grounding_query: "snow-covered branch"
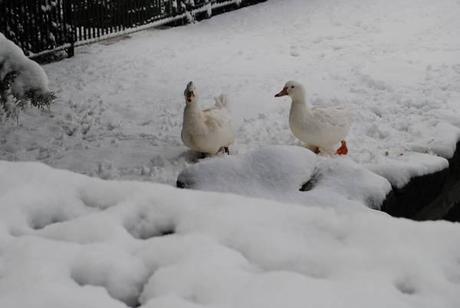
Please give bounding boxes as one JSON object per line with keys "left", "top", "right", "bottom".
{"left": 0, "top": 33, "right": 54, "bottom": 120}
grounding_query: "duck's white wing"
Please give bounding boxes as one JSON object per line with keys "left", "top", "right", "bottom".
{"left": 202, "top": 94, "right": 232, "bottom": 130}
{"left": 202, "top": 107, "right": 232, "bottom": 130}
{"left": 311, "top": 105, "right": 352, "bottom": 129}
{"left": 202, "top": 106, "right": 235, "bottom": 149}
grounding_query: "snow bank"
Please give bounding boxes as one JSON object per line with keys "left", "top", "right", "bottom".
{"left": 0, "top": 33, "right": 50, "bottom": 97}
{"left": 178, "top": 145, "right": 392, "bottom": 209}
{"left": 1, "top": 161, "right": 460, "bottom": 308}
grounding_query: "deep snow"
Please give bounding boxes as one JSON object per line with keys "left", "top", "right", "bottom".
{"left": 1, "top": 0, "right": 459, "bottom": 189}
{"left": 1, "top": 161, "right": 460, "bottom": 308}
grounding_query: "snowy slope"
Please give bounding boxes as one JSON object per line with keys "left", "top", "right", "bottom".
{"left": 1, "top": 161, "right": 460, "bottom": 308}
{"left": 1, "top": 0, "right": 459, "bottom": 188}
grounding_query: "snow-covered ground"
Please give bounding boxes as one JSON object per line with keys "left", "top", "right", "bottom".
{"left": 1, "top": 0, "right": 460, "bottom": 187}
{"left": 2, "top": 0, "right": 460, "bottom": 307}
{"left": 1, "top": 161, "right": 460, "bottom": 308}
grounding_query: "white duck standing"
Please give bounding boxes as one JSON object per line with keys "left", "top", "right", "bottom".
{"left": 181, "top": 81, "right": 235, "bottom": 156}
{"left": 274, "top": 80, "right": 351, "bottom": 155}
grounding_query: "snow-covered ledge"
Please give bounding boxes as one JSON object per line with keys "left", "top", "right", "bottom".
{"left": 177, "top": 144, "right": 460, "bottom": 221}
{"left": 177, "top": 146, "right": 392, "bottom": 210}
{"left": 381, "top": 141, "right": 460, "bottom": 221}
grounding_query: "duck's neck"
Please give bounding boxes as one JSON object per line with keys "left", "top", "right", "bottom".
{"left": 289, "top": 92, "right": 314, "bottom": 137}
{"left": 184, "top": 100, "right": 201, "bottom": 114}
{"left": 183, "top": 100, "right": 206, "bottom": 130}
{"left": 289, "top": 92, "right": 311, "bottom": 117}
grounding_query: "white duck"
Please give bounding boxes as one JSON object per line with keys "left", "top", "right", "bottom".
{"left": 181, "top": 81, "right": 235, "bottom": 155}
{"left": 274, "top": 80, "right": 352, "bottom": 155}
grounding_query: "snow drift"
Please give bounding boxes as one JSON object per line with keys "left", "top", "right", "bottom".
{"left": 1, "top": 161, "right": 460, "bottom": 308}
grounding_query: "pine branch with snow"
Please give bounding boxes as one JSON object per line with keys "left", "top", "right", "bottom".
{"left": 0, "top": 33, "right": 55, "bottom": 121}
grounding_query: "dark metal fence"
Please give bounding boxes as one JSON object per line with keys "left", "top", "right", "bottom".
{"left": 0, "top": 0, "right": 74, "bottom": 56}
{"left": 0, "top": 0, "right": 265, "bottom": 57}
{"left": 71, "top": 0, "right": 172, "bottom": 42}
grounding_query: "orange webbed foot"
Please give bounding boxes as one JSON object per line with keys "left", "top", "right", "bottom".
{"left": 336, "top": 140, "right": 348, "bottom": 155}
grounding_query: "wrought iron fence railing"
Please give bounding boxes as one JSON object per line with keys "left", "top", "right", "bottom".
{"left": 0, "top": 0, "right": 265, "bottom": 58}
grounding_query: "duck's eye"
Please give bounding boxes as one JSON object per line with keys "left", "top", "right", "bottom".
{"left": 291, "top": 86, "right": 295, "bottom": 89}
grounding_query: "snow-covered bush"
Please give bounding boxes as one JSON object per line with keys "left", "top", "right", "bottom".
{"left": 0, "top": 33, "right": 54, "bottom": 121}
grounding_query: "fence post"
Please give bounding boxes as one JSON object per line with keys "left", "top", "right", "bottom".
{"left": 0, "top": 0, "right": 7, "bottom": 36}
{"left": 183, "top": 0, "right": 195, "bottom": 24}
{"left": 64, "top": 0, "right": 75, "bottom": 57}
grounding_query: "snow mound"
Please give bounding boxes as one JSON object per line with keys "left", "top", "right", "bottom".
{"left": 178, "top": 145, "right": 317, "bottom": 195}
{"left": 177, "top": 146, "right": 392, "bottom": 209}
{"left": 71, "top": 246, "right": 149, "bottom": 306}
{"left": 1, "top": 161, "right": 460, "bottom": 308}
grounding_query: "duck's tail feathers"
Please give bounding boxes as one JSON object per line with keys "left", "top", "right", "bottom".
{"left": 214, "top": 94, "right": 229, "bottom": 109}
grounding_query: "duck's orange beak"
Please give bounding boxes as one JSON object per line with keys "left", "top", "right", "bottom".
{"left": 274, "top": 87, "right": 288, "bottom": 97}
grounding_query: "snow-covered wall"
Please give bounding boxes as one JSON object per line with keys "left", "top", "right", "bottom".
{"left": 382, "top": 141, "right": 460, "bottom": 220}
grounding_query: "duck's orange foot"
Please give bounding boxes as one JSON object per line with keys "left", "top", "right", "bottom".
{"left": 336, "top": 140, "right": 348, "bottom": 155}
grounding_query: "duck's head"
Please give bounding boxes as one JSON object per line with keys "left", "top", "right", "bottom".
{"left": 274, "top": 81, "right": 305, "bottom": 101}
{"left": 184, "top": 81, "right": 198, "bottom": 104}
